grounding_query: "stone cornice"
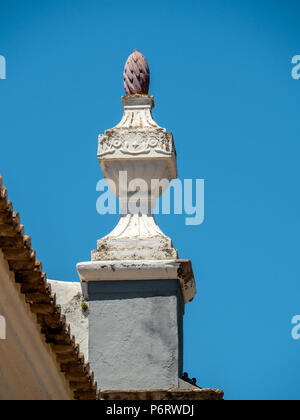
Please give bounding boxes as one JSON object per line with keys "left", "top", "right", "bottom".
{"left": 100, "top": 388, "right": 224, "bottom": 400}
{"left": 77, "top": 259, "right": 196, "bottom": 304}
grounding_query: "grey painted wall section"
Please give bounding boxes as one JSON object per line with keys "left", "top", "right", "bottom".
{"left": 87, "top": 279, "right": 184, "bottom": 391}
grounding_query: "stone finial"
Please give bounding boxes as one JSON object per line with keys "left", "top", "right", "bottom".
{"left": 123, "top": 50, "right": 150, "bottom": 95}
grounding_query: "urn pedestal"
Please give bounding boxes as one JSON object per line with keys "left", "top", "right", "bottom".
{"left": 77, "top": 87, "right": 197, "bottom": 391}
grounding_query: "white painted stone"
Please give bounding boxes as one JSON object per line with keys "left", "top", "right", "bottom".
{"left": 93, "top": 214, "right": 178, "bottom": 261}
{"left": 98, "top": 95, "right": 177, "bottom": 167}
{"left": 95, "top": 94, "right": 178, "bottom": 261}
{"left": 47, "top": 280, "right": 89, "bottom": 361}
{"left": 77, "top": 259, "right": 196, "bottom": 305}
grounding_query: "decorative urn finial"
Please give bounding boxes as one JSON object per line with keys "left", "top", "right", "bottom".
{"left": 123, "top": 49, "right": 150, "bottom": 95}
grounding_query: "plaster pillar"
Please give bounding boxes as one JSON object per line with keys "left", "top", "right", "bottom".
{"left": 77, "top": 51, "right": 197, "bottom": 391}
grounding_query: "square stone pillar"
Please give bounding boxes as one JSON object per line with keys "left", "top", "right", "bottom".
{"left": 77, "top": 260, "right": 196, "bottom": 391}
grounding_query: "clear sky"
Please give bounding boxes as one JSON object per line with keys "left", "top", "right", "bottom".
{"left": 0, "top": 0, "right": 300, "bottom": 400}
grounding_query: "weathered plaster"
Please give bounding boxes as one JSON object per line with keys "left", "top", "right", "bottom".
{"left": 87, "top": 279, "right": 184, "bottom": 391}
{"left": 77, "top": 260, "right": 196, "bottom": 304}
{"left": 48, "top": 280, "right": 88, "bottom": 361}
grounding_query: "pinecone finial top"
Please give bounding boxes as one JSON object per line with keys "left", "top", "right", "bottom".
{"left": 123, "top": 50, "right": 150, "bottom": 95}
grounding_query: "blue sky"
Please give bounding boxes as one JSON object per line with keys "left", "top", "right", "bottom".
{"left": 0, "top": 0, "right": 300, "bottom": 400}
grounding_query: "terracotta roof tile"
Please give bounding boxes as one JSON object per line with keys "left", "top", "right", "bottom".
{"left": 0, "top": 175, "right": 99, "bottom": 401}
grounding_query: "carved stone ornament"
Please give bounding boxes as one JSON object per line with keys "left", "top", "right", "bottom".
{"left": 96, "top": 57, "right": 178, "bottom": 261}
{"left": 123, "top": 49, "right": 150, "bottom": 95}
{"left": 98, "top": 95, "right": 176, "bottom": 161}
{"left": 98, "top": 131, "right": 174, "bottom": 158}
